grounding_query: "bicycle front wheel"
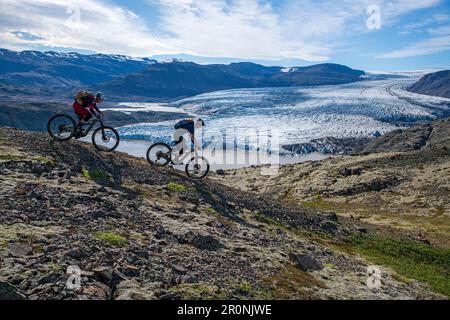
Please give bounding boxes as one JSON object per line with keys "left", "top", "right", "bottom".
{"left": 92, "top": 126, "right": 120, "bottom": 152}
{"left": 147, "top": 143, "right": 172, "bottom": 167}
{"left": 185, "top": 156, "right": 210, "bottom": 179}
{"left": 47, "top": 114, "right": 76, "bottom": 141}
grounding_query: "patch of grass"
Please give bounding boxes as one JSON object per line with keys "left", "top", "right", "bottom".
{"left": 206, "top": 207, "right": 236, "bottom": 229}
{"left": 33, "top": 156, "right": 56, "bottom": 165}
{"left": 301, "top": 196, "right": 356, "bottom": 212}
{"left": 167, "top": 182, "right": 186, "bottom": 193}
{"left": 0, "top": 137, "right": 9, "bottom": 145}
{"left": 434, "top": 207, "right": 446, "bottom": 217}
{"left": 47, "top": 262, "right": 62, "bottom": 272}
{"left": 261, "top": 265, "right": 326, "bottom": 299}
{"left": 236, "top": 281, "right": 253, "bottom": 295}
{"left": 349, "top": 234, "right": 450, "bottom": 297}
{"left": 94, "top": 231, "right": 127, "bottom": 247}
{"left": 173, "top": 283, "right": 229, "bottom": 300}
{"left": 0, "top": 154, "right": 25, "bottom": 161}
{"left": 82, "top": 167, "right": 110, "bottom": 181}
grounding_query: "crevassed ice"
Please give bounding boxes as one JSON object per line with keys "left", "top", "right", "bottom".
{"left": 117, "top": 78, "right": 450, "bottom": 154}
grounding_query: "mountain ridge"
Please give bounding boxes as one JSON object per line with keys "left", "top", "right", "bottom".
{"left": 0, "top": 48, "right": 365, "bottom": 101}
{"left": 408, "top": 70, "right": 450, "bottom": 99}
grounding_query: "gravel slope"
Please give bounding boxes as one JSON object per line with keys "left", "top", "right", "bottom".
{"left": 0, "top": 127, "right": 443, "bottom": 300}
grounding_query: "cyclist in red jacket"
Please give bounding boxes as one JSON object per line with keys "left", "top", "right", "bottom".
{"left": 73, "top": 91, "right": 104, "bottom": 137}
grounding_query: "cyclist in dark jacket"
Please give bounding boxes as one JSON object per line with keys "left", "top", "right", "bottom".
{"left": 172, "top": 118, "right": 205, "bottom": 164}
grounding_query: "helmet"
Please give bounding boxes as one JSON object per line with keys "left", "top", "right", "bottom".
{"left": 96, "top": 92, "right": 104, "bottom": 103}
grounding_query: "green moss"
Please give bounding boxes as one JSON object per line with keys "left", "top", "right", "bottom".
{"left": 0, "top": 137, "right": 9, "bottom": 145}
{"left": 261, "top": 265, "right": 326, "bottom": 299}
{"left": 167, "top": 182, "right": 186, "bottom": 192}
{"left": 47, "top": 262, "right": 62, "bottom": 272}
{"left": 94, "top": 231, "right": 127, "bottom": 247}
{"left": 33, "top": 156, "right": 56, "bottom": 165}
{"left": 82, "top": 167, "right": 110, "bottom": 181}
{"left": 173, "top": 283, "right": 229, "bottom": 300}
{"left": 0, "top": 154, "right": 25, "bottom": 161}
{"left": 301, "top": 197, "right": 342, "bottom": 210}
{"left": 434, "top": 207, "right": 446, "bottom": 217}
{"left": 205, "top": 207, "right": 236, "bottom": 229}
{"left": 349, "top": 234, "right": 450, "bottom": 297}
{"left": 236, "top": 281, "right": 253, "bottom": 295}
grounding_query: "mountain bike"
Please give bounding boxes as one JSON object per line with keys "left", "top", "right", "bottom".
{"left": 47, "top": 113, "right": 120, "bottom": 152}
{"left": 146, "top": 142, "right": 210, "bottom": 179}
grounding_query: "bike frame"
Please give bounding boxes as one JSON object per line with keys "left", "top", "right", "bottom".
{"left": 78, "top": 116, "right": 104, "bottom": 138}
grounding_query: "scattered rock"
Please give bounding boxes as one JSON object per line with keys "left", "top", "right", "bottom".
{"left": 67, "top": 248, "right": 89, "bottom": 260}
{"left": 216, "top": 169, "right": 227, "bottom": 176}
{"left": 80, "top": 282, "right": 112, "bottom": 300}
{"left": 114, "top": 280, "right": 157, "bottom": 300}
{"left": 0, "top": 281, "right": 26, "bottom": 300}
{"left": 289, "top": 253, "right": 324, "bottom": 272}
{"left": 8, "top": 243, "right": 33, "bottom": 257}
{"left": 188, "top": 233, "right": 224, "bottom": 251}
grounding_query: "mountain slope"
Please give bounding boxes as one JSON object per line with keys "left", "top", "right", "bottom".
{"left": 0, "top": 49, "right": 365, "bottom": 100}
{"left": 357, "top": 118, "right": 450, "bottom": 154}
{"left": 211, "top": 118, "right": 450, "bottom": 246}
{"left": 210, "top": 118, "right": 450, "bottom": 296}
{"left": 99, "top": 61, "right": 365, "bottom": 99}
{"left": 0, "top": 127, "right": 442, "bottom": 300}
{"left": 0, "top": 49, "right": 156, "bottom": 95}
{"left": 408, "top": 70, "right": 450, "bottom": 98}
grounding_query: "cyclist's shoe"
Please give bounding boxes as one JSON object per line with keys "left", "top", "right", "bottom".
{"left": 73, "top": 125, "right": 83, "bottom": 139}
{"left": 170, "top": 159, "right": 183, "bottom": 166}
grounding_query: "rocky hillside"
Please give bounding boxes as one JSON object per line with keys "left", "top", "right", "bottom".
{"left": 408, "top": 70, "right": 450, "bottom": 99}
{"left": 356, "top": 117, "right": 450, "bottom": 154}
{"left": 0, "top": 127, "right": 445, "bottom": 300}
{"left": 210, "top": 118, "right": 450, "bottom": 297}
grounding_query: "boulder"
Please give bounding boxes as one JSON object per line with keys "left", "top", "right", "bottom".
{"left": 0, "top": 281, "right": 26, "bottom": 300}
{"left": 114, "top": 280, "right": 158, "bottom": 300}
{"left": 289, "top": 253, "right": 323, "bottom": 272}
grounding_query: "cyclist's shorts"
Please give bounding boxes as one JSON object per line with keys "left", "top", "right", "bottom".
{"left": 73, "top": 101, "right": 90, "bottom": 120}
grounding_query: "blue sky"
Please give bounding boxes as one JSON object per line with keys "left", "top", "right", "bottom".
{"left": 0, "top": 0, "right": 449, "bottom": 71}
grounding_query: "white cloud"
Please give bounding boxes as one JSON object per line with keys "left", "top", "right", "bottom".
{"left": 0, "top": 0, "right": 443, "bottom": 62}
{"left": 378, "top": 35, "right": 450, "bottom": 58}
{"left": 0, "top": 0, "right": 173, "bottom": 56}
{"left": 152, "top": 0, "right": 443, "bottom": 62}
{"left": 428, "top": 24, "right": 450, "bottom": 35}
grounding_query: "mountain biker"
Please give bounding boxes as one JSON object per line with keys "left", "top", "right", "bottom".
{"left": 72, "top": 91, "right": 104, "bottom": 137}
{"left": 172, "top": 118, "right": 205, "bottom": 164}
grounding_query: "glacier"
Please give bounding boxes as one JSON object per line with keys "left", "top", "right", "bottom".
{"left": 116, "top": 77, "right": 450, "bottom": 154}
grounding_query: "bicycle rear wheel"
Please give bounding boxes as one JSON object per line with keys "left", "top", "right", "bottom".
{"left": 185, "top": 156, "right": 210, "bottom": 179}
{"left": 147, "top": 143, "right": 172, "bottom": 167}
{"left": 47, "top": 114, "right": 76, "bottom": 141}
{"left": 92, "top": 126, "right": 120, "bottom": 152}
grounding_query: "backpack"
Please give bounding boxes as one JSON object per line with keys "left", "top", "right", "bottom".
{"left": 75, "top": 91, "right": 94, "bottom": 106}
{"left": 174, "top": 119, "right": 194, "bottom": 130}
